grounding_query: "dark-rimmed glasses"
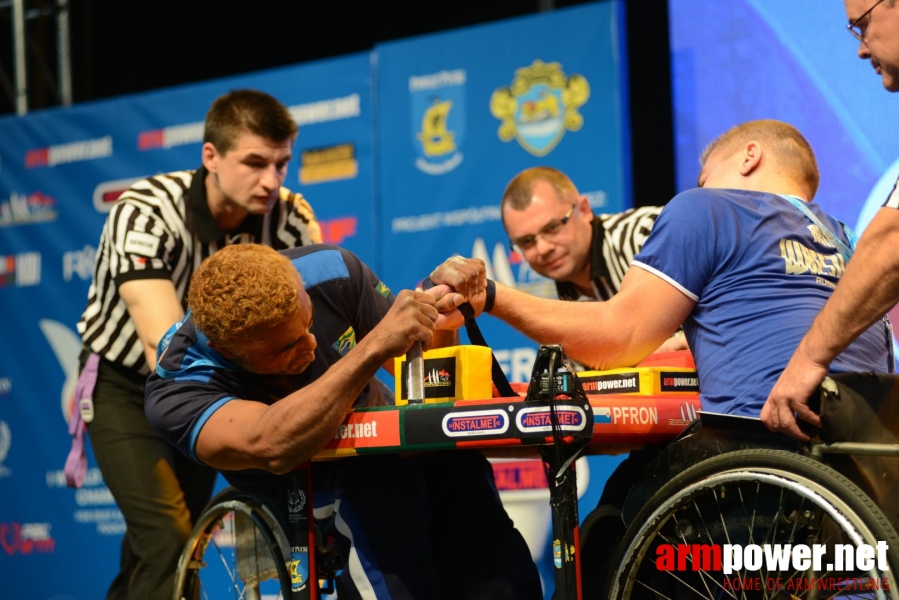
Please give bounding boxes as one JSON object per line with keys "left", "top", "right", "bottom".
{"left": 847, "top": 0, "right": 887, "bottom": 41}
{"left": 509, "top": 203, "right": 576, "bottom": 253}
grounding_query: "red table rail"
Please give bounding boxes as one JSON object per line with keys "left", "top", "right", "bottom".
{"left": 315, "top": 392, "right": 702, "bottom": 460}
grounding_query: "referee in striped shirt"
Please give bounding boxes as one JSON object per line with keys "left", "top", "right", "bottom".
{"left": 499, "top": 165, "right": 685, "bottom": 598}
{"left": 75, "top": 89, "right": 322, "bottom": 600}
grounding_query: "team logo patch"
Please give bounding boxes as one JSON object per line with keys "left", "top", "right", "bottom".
{"left": 123, "top": 231, "right": 160, "bottom": 257}
{"left": 409, "top": 69, "right": 466, "bottom": 175}
{"left": 516, "top": 406, "right": 587, "bottom": 433}
{"left": 375, "top": 280, "right": 391, "bottom": 298}
{"left": 442, "top": 409, "right": 509, "bottom": 438}
{"left": 332, "top": 327, "right": 356, "bottom": 356}
{"left": 490, "top": 60, "right": 590, "bottom": 157}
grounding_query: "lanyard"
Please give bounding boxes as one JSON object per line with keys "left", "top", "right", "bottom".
{"left": 781, "top": 195, "right": 894, "bottom": 373}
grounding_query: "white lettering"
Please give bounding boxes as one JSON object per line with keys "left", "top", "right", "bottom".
{"left": 75, "top": 487, "right": 117, "bottom": 506}
{"left": 611, "top": 406, "right": 658, "bottom": 425}
{"left": 47, "top": 136, "right": 112, "bottom": 166}
{"left": 289, "top": 94, "right": 361, "bottom": 127}
{"left": 391, "top": 205, "right": 502, "bottom": 233}
{"left": 47, "top": 467, "right": 103, "bottom": 488}
{"left": 63, "top": 245, "right": 96, "bottom": 282}
{"left": 408, "top": 69, "right": 467, "bottom": 92}
{"left": 334, "top": 421, "right": 379, "bottom": 440}
{"left": 19, "top": 523, "right": 51, "bottom": 540}
{"left": 163, "top": 122, "right": 204, "bottom": 148}
{"left": 16, "top": 252, "right": 41, "bottom": 287}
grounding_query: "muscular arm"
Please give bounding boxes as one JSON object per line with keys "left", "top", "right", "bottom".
{"left": 195, "top": 290, "right": 439, "bottom": 473}
{"left": 763, "top": 207, "right": 899, "bottom": 439}
{"left": 490, "top": 267, "right": 696, "bottom": 370}
{"left": 119, "top": 279, "right": 184, "bottom": 369}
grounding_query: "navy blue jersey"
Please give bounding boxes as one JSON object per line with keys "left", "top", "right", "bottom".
{"left": 145, "top": 244, "right": 394, "bottom": 493}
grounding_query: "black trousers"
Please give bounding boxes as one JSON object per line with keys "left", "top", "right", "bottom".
{"left": 268, "top": 451, "right": 544, "bottom": 600}
{"left": 86, "top": 357, "right": 217, "bottom": 600}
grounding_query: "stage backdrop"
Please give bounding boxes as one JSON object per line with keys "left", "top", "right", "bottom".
{"left": 669, "top": 0, "right": 899, "bottom": 352}
{"left": 0, "top": 3, "right": 629, "bottom": 597}
{"left": 670, "top": 0, "right": 899, "bottom": 240}
{"left": 374, "top": 0, "right": 630, "bottom": 590}
{"left": 0, "top": 53, "right": 375, "bottom": 599}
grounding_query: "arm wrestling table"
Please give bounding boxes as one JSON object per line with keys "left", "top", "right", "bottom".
{"left": 296, "top": 346, "right": 702, "bottom": 600}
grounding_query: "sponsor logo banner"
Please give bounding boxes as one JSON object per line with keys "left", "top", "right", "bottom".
{"left": 0, "top": 252, "right": 41, "bottom": 288}
{"left": 0, "top": 191, "right": 58, "bottom": 227}
{"left": 0, "top": 522, "right": 56, "bottom": 555}
{"left": 300, "top": 143, "right": 358, "bottom": 185}
{"left": 516, "top": 406, "right": 587, "bottom": 433}
{"left": 25, "top": 136, "right": 113, "bottom": 168}
{"left": 410, "top": 69, "right": 466, "bottom": 175}
{"left": 93, "top": 177, "right": 144, "bottom": 213}
{"left": 442, "top": 409, "right": 509, "bottom": 438}
{"left": 660, "top": 371, "right": 700, "bottom": 393}
{"left": 325, "top": 411, "right": 400, "bottom": 450}
{"left": 138, "top": 122, "right": 203, "bottom": 150}
{"left": 289, "top": 94, "right": 361, "bottom": 126}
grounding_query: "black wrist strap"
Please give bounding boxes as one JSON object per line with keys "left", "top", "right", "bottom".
{"left": 484, "top": 279, "right": 496, "bottom": 313}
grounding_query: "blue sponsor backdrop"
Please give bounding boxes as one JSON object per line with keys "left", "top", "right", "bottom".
{"left": 0, "top": 3, "right": 630, "bottom": 597}
{"left": 375, "top": 2, "right": 631, "bottom": 591}
{"left": 0, "top": 53, "right": 375, "bottom": 599}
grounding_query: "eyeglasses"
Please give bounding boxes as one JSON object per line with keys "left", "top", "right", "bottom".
{"left": 509, "top": 203, "right": 576, "bottom": 253}
{"left": 847, "top": 0, "right": 886, "bottom": 41}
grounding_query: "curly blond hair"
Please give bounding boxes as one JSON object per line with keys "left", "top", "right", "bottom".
{"left": 189, "top": 244, "right": 301, "bottom": 348}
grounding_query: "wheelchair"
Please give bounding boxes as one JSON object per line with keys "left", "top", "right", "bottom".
{"left": 598, "top": 372, "right": 899, "bottom": 600}
{"left": 173, "top": 364, "right": 899, "bottom": 600}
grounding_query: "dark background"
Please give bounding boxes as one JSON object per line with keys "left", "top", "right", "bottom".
{"left": 0, "top": 0, "right": 674, "bottom": 206}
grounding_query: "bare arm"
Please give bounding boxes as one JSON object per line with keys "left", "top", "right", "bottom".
{"left": 195, "top": 290, "right": 440, "bottom": 474}
{"left": 119, "top": 279, "right": 185, "bottom": 369}
{"left": 763, "top": 207, "right": 899, "bottom": 439}
{"left": 490, "top": 266, "right": 696, "bottom": 370}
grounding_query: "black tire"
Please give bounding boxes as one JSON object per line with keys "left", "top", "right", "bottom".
{"left": 606, "top": 449, "right": 899, "bottom": 600}
{"left": 173, "top": 488, "right": 292, "bottom": 600}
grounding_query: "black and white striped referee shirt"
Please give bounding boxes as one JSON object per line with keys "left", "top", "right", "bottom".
{"left": 556, "top": 206, "right": 662, "bottom": 302}
{"left": 77, "top": 166, "right": 322, "bottom": 375}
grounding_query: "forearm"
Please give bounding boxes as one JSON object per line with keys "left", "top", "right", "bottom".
{"left": 236, "top": 334, "right": 392, "bottom": 473}
{"left": 796, "top": 208, "right": 899, "bottom": 367}
{"left": 490, "top": 283, "right": 652, "bottom": 370}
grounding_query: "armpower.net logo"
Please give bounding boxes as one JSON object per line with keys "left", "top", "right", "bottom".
{"left": 656, "top": 542, "right": 891, "bottom": 592}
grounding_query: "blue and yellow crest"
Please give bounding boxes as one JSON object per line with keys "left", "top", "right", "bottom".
{"left": 410, "top": 69, "right": 466, "bottom": 175}
{"left": 332, "top": 326, "right": 357, "bottom": 356}
{"left": 490, "top": 60, "right": 590, "bottom": 157}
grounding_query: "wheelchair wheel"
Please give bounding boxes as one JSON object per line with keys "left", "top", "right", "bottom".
{"left": 607, "top": 449, "right": 899, "bottom": 599}
{"left": 173, "top": 488, "right": 292, "bottom": 600}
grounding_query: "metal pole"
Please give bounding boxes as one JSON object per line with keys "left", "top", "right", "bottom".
{"left": 56, "top": 0, "right": 71, "bottom": 105}
{"left": 12, "top": 0, "right": 27, "bottom": 114}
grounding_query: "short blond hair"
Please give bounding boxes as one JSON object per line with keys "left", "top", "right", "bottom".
{"left": 700, "top": 119, "right": 820, "bottom": 198}
{"left": 189, "top": 244, "right": 301, "bottom": 348}
{"left": 501, "top": 166, "right": 579, "bottom": 226}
